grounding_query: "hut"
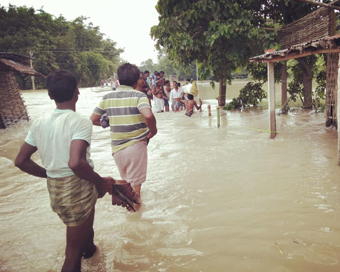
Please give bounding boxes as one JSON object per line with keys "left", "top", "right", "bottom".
{"left": 0, "top": 53, "right": 45, "bottom": 129}
{"left": 249, "top": 4, "right": 340, "bottom": 164}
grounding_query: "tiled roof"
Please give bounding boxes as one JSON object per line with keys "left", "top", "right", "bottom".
{"left": 249, "top": 33, "right": 340, "bottom": 63}
{"left": 0, "top": 53, "right": 45, "bottom": 78}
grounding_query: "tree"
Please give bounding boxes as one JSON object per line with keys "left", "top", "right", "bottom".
{"left": 151, "top": 0, "right": 326, "bottom": 107}
{"left": 286, "top": 54, "right": 326, "bottom": 110}
{"left": 151, "top": 0, "right": 276, "bottom": 106}
{"left": 138, "top": 55, "right": 197, "bottom": 82}
{"left": 0, "top": 5, "right": 123, "bottom": 88}
{"left": 256, "top": 0, "right": 320, "bottom": 109}
{"left": 139, "top": 59, "right": 157, "bottom": 74}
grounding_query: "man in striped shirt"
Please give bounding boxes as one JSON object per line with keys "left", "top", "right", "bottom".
{"left": 91, "top": 63, "right": 157, "bottom": 211}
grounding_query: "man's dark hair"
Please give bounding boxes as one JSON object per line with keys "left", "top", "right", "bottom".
{"left": 164, "top": 80, "right": 170, "bottom": 85}
{"left": 46, "top": 69, "right": 77, "bottom": 103}
{"left": 144, "top": 70, "right": 149, "bottom": 74}
{"left": 177, "top": 82, "right": 181, "bottom": 87}
{"left": 160, "top": 71, "right": 164, "bottom": 75}
{"left": 117, "top": 63, "right": 140, "bottom": 86}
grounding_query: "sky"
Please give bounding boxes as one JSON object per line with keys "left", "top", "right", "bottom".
{"left": 4, "top": 0, "right": 160, "bottom": 66}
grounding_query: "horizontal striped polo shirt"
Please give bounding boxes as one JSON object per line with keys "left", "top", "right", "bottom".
{"left": 93, "top": 85, "right": 151, "bottom": 153}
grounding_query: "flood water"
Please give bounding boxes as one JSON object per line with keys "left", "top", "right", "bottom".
{"left": 1, "top": 84, "right": 340, "bottom": 272}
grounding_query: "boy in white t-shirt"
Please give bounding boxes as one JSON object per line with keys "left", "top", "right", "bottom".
{"left": 15, "top": 69, "right": 138, "bottom": 272}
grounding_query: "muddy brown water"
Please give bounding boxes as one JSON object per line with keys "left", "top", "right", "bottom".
{"left": 0, "top": 85, "right": 340, "bottom": 272}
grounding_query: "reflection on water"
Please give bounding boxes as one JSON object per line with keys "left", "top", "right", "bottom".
{"left": 1, "top": 85, "right": 340, "bottom": 272}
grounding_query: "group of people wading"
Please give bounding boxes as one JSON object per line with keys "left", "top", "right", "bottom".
{"left": 137, "top": 70, "right": 202, "bottom": 117}
{"left": 15, "top": 63, "right": 158, "bottom": 272}
{"left": 14, "top": 62, "right": 204, "bottom": 272}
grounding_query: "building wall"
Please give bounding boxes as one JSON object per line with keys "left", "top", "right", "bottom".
{"left": 0, "top": 71, "right": 29, "bottom": 129}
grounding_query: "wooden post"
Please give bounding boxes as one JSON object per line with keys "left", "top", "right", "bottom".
{"left": 267, "top": 62, "right": 277, "bottom": 139}
{"left": 337, "top": 54, "right": 340, "bottom": 165}
{"left": 29, "top": 50, "right": 35, "bottom": 90}
{"left": 281, "top": 61, "right": 287, "bottom": 106}
{"left": 216, "top": 107, "right": 220, "bottom": 128}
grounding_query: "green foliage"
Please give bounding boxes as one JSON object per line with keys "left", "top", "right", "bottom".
{"left": 224, "top": 82, "right": 266, "bottom": 110}
{"left": 247, "top": 62, "right": 283, "bottom": 83}
{"left": 310, "top": 54, "right": 325, "bottom": 112}
{"left": 151, "top": 0, "right": 313, "bottom": 106}
{"left": 287, "top": 80, "right": 304, "bottom": 105}
{"left": 283, "top": 54, "right": 326, "bottom": 112}
{"left": 139, "top": 54, "right": 198, "bottom": 81}
{"left": 0, "top": 5, "right": 123, "bottom": 88}
{"left": 151, "top": 0, "right": 273, "bottom": 91}
{"left": 139, "top": 59, "right": 157, "bottom": 74}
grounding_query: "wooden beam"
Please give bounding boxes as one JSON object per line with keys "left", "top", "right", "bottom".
{"left": 267, "top": 62, "right": 277, "bottom": 139}
{"left": 298, "top": 0, "right": 340, "bottom": 10}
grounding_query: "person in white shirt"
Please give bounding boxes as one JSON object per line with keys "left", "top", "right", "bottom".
{"left": 15, "top": 69, "right": 138, "bottom": 272}
{"left": 170, "top": 81, "right": 184, "bottom": 112}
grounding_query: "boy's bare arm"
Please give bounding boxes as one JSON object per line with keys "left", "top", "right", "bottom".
{"left": 163, "top": 90, "right": 169, "bottom": 100}
{"left": 15, "top": 142, "right": 47, "bottom": 178}
{"left": 194, "top": 101, "right": 200, "bottom": 110}
{"left": 140, "top": 108, "right": 157, "bottom": 139}
{"left": 90, "top": 113, "right": 101, "bottom": 126}
{"left": 68, "top": 139, "right": 113, "bottom": 197}
{"left": 195, "top": 99, "right": 202, "bottom": 110}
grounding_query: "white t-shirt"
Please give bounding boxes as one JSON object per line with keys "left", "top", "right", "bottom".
{"left": 25, "top": 109, "right": 93, "bottom": 178}
{"left": 170, "top": 88, "right": 183, "bottom": 100}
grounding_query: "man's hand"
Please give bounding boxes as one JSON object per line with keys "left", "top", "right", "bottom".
{"left": 147, "top": 131, "right": 156, "bottom": 139}
{"left": 97, "top": 176, "right": 115, "bottom": 198}
{"left": 140, "top": 108, "right": 157, "bottom": 139}
{"left": 90, "top": 113, "right": 101, "bottom": 126}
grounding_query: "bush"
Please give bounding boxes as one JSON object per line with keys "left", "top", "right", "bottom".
{"left": 224, "top": 82, "right": 266, "bottom": 110}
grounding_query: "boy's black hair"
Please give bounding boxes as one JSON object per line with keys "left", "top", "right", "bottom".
{"left": 164, "top": 80, "right": 170, "bottom": 85}
{"left": 187, "top": 94, "right": 194, "bottom": 100}
{"left": 46, "top": 69, "right": 77, "bottom": 103}
{"left": 117, "top": 63, "right": 140, "bottom": 86}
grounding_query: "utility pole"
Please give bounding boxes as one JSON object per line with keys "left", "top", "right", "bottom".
{"left": 196, "top": 60, "right": 198, "bottom": 81}
{"left": 29, "top": 50, "right": 36, "bottom": 90}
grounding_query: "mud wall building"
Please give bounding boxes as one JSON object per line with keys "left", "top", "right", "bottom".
{"left": 0, "top": 53, "right": 45, "bottom": 129}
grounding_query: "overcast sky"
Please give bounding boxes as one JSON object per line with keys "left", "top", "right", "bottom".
{"left": 4, "top": 0, "right": 160, "bottom": 65}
